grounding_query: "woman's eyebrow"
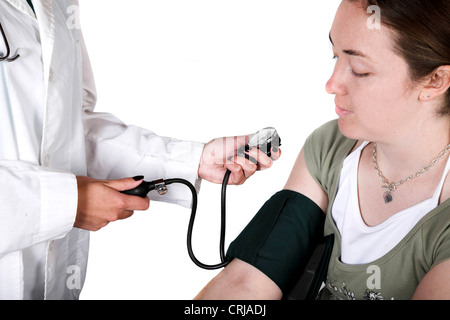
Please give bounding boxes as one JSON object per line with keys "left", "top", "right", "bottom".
{"left": 329, "top": 32, "right": 372, "bottom": 61}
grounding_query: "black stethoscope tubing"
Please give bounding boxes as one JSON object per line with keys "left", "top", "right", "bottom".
{"left": 0, "top": 22, "right": 20, "bottom": 62}
{"left": 169, "top": 170, "right": 232, "bottom": 270}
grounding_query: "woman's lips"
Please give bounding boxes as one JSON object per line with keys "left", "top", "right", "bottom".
{"left": 335, "top": 105, "right": 353, "bottom": 117}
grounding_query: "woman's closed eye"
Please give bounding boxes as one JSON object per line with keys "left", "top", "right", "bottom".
{"left": 351, "top": 70, "right": 370, "bottom": 78}
{"left": 332, "top": 55, "right": 371, "bottom": 78}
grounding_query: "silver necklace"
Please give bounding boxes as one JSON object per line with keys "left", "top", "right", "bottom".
{"left": 372, "top": 142, "right": 450, "bottom": 204}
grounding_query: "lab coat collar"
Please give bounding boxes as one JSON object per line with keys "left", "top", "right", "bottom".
{"left": 5, "top": 0, "right": 55, "bottom": 91}
{"left": 33, "top": 0, "right": 56, "bottom": 92}
{"left": 5, "top": 0, "right": 36, "bottom": 18}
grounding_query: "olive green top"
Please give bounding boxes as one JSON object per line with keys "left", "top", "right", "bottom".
{"left": 304, "top": 120, "right": 450, "bottom": 300}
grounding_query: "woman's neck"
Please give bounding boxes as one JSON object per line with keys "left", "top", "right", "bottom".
{"left": 373, "top": 116, "right": 450, "bottom": 181}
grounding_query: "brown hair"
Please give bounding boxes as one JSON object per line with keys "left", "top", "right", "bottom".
{"left": 349, "top": 0, "right": 450, "bottom": 115}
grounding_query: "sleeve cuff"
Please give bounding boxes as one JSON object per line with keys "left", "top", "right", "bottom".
{"left": 38, "top": 171, "right": 77, "bottom": 242}
{"left": 150, "top": 140, "right": 205, "bottom": 208}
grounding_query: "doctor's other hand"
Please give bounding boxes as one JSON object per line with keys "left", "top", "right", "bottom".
{"left": 74, "top": 176, "right": 150, "bottom": 231}
{"left": 198, "top": 135, "right": 281, "bottom": 185}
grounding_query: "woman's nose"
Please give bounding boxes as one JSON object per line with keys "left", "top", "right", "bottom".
{"left": 325, "top": 66, "right": 347, "bottom": 96}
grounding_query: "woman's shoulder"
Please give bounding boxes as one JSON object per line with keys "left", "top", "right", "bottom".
{"left": 307, "top": 119, "right": 341, "bottom": 140}
{"left": 306, "top": 120, "right": 355, "bottom": 148}
{"left": 420, "top": 198, "right": 450, "bottom": 270}
{"left": 304, "top": 120, "right": 357, "bottom": 168}
{"left": 302, "top": 120, "right": 358, "bottom": 198}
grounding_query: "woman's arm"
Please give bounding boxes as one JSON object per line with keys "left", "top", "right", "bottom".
{"left": 195, "top": 148, "right": 328, "bottom": 299}
{"left": 195, "top": 259, "right": 282, "bottom": 300}
{"left": 412, "top": 259, "right": 450, "bottom": 300}
{"left": 283, "top": 148, "right": 328, "bottom": 213}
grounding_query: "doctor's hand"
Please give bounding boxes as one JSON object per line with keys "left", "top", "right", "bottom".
{"left": 198, "top": 135, "right": 281, "bottom": 185}
{"left": 74, "top": 176, "right": 150, "bottom": 231}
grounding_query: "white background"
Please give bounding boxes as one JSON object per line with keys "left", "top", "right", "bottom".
{"left": 78, "top": 0, "right": 340, "bottom": 300}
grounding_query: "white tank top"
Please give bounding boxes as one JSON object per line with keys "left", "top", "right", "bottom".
{"left": 332, "top": 141, "right": 450, "bottom": 265}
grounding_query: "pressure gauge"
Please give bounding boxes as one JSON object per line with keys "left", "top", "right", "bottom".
{"left": 237, "top": 127, "right": 281, "bottom": 161}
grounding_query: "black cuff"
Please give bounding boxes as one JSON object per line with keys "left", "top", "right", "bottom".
{"left": 226, "top": 190, "right": 325, "bottom": 294}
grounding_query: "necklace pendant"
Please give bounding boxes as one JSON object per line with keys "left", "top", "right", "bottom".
{"left": 383, "top": 190, "right": 394, "bottom": 204}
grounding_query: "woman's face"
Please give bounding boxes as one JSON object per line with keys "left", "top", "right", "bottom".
{"left": 326, "top": 0, "right": 423, "bottom": 143}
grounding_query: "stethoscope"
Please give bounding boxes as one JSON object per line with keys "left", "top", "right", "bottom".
{"left": 121, "top": 128, "right": 281, "bottom": 269}
{"left": 0, "top": 22, "right": 20, "bottom": 62}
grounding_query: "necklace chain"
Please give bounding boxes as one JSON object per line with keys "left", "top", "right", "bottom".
{"left": 372, "top": 142, "right": 450, "bottom": 203}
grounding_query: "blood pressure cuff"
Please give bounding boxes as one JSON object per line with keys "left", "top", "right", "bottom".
{"left": 226, "top": 190, "right": 325, "bottom": 295}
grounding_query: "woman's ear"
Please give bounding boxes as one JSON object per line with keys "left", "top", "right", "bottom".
{"left": 419, "top": 65, "right": 450, "bottom": 101}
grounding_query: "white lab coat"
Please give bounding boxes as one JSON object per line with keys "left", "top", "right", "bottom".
{"left": 0, "top": 0, "right": 204, "bottom": 299}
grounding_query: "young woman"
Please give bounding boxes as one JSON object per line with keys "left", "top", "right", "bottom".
{"left": 195, "top": 0, "right": 450, "bottom": 300}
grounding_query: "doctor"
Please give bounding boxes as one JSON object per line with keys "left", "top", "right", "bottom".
{"left": 0, "top": 0, "right": 280, "bottom": 299}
